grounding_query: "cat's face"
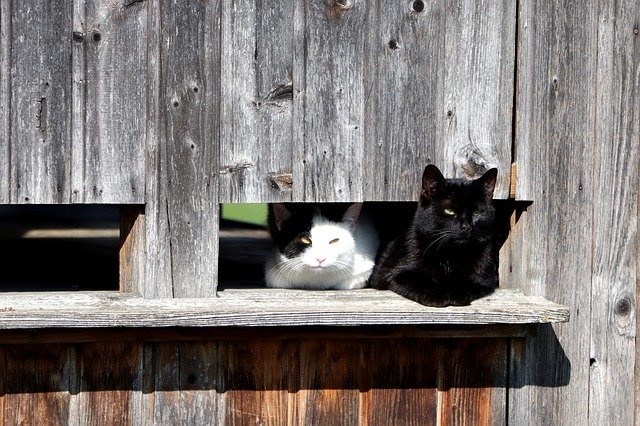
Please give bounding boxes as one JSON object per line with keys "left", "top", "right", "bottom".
{"left": 415, "top": 165, "right": 497, "bottom": 248}
{"left": 292, "top": 216, "right": 356, "bottom": 269}
{"left": 269, "top": 203, "right": 361, "bottom": 272}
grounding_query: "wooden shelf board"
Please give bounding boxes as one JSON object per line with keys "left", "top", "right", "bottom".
{"left": 0, "top": 288, "right": 569, "bottom": 329}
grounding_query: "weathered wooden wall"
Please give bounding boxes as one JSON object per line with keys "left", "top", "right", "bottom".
{"left": 0, "top": 0, "right": 515, "bottom": 297}
{"left": 503, "top": 0, "right": 639, "bottom": 424}
{"left": 0, "top": 0, "right": 638, "bottom": 424}
{"left": 0, "top": 338, "right": 509, "bottom": 425}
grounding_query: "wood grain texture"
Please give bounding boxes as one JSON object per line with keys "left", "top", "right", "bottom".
{"left": 119, "top": 205, "right": 146, "bottom": 294}
{"left": 364, "top": 0, "right": 515, "bottom": 201}
{"left": 507, "top": 0, "right": 598, "bottom": 424}
{"left": 145, "top": 0, "right": 220, "bottom": 297}
{"left": 179, "top": 341, "right": 222, "bottom": 425}
{"left": 143, "top": 342, "right": 182, "bottom": 424}
{"left": 75, "top": 342, "right": 142, "bottom": 425}
{"left": 3, "top": 344, "right": 74, "bottom": 425}
{"left": 438, "top": 339, "right": 507, "bottom": 425}
{"left": 219, "top": 0, "right": 296, "bottom": 203}
{"left": 295, "top": 339, "right": 362, "bottom": 425}
{"left": 589, "top": 0, "right": 639, "bottom": 424}
{"left": 301, "top": 0, "right": 367, "bottom": 202}
{"left": 0, "top": 289, "right": 569, "bottom": 329}
{"left": 360, "top": 339, "right": 438, "bottom": 425}
{"left": 0, "top": 338, "right": 511, "bottom": 424}
{"left": 72, "top": 0, "right": 147, "bottom": 204}
{"left": 0, "top": 0, "right": 9, "bottom": 203}
{"left": 220, "top": 340, "right": 294, "bottom": 425}
{"left": 9, "top": 0, "right": 73, "bottom": 203}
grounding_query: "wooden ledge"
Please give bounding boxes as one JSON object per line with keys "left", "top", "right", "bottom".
{"left": 0, "top": 289, "right": 568, "bottom": 329}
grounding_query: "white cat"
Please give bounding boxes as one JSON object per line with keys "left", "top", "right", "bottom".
{"left": 265, "top": 203, "right": 380, "bottom": 290}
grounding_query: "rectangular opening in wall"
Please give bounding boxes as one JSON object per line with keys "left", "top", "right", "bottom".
{"left": 218, "top": 203, "right": 270, "bottom": 290}
{"left": 217, "top": 201, "right": 524, "bottom": 292}
{"left": 0, "top": 205, "right": 122, "bottom": 291}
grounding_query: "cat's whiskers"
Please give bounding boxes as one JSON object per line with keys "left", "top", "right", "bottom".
{"left": 423, "top": 231, "right": 452, "bottom": 255}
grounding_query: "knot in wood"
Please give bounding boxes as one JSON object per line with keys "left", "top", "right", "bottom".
{"left": 614, "top": 297, "right": 632, "bottom": 317}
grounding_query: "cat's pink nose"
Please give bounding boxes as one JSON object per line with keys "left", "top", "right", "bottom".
{"left": 316, "top": 257, "right": 326, "bottom": 265}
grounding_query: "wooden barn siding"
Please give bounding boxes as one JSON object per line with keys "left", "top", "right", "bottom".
{"left": 506, "top": 0, "right": 639, "bottom": 424}
{"left": 0, "top": 0, "right": 146, "bottom": 204}
{"left": 0, "top": 0, "right": 638, "bottom": 424}
{"left": 0, "top": 338, "right": 508, "bottom": 425}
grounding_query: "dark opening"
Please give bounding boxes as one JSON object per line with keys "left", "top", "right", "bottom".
{"left": 0, "top": 205, "right": 120, "bottom": 291}
{"left": 217, "top": 201, "right": 527, "bottom": 291}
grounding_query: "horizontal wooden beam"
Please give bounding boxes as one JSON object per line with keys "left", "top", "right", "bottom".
{"left": 0, "top": 289, "right": 568, "bottom": 329}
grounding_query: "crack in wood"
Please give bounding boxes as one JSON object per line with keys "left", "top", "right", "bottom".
{"left": 219, "top": 162, "right": 254, "bottom": 175}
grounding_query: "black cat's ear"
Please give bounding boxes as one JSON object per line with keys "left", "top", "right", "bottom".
{"left": 477, "top": 168, "right": 498, "bottom": 199}
{"left": 271, "top": 203, "right": 292, "bottom": 230}
{"left": 342, "top": 203, "right": 363, "bottom": 231}
{"left": 421, "top": 165, "right": 446, "bottom": 199}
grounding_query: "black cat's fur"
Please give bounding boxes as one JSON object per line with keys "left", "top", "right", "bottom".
{"left": 370, "top": 165, "right": 499, "bottom": 307}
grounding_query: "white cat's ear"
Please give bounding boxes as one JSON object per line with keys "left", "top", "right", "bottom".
{"left": 477, "top": 168, "right": 498, "bottom": 199}
{"left": 271, "top": 203, "right": 292, "bottom": 230}
{"left": 422, "top": 165, "right": 446, "bottom": 199}
{"left": 342, "top": 203, "right": 362, "bottom": 230}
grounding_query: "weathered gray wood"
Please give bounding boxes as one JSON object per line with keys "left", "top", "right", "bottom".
{"left": 71, "top": 0, "right": 147, "bottom": 204}
{"left": 219, "top": 0, "right": 296, "bottom": 203}
{"left": 589, "top": 1, "right": 639, "bottom": 424}
{"left": 0, "top": 0, "right": 10, "bottom": 203}
{"left": 144, "top": 0, "right": 220, "bottom": 297}
{"left": 507, "top": 1, "right": 598, "bottom": 424}
{"left": 9, "top": 0, "right": 73, "bottom": 203}
{"left": 364, "top": 0, "right": 515, "bottom": 201}
{"left": 119, "top": 205, "right": 145, "bottom": 294}
{"left": 301, "top": 0, "right": 367, "bottom": 202}
{"left": 0, "top": 289, "right": 568, "bottom": 329}
{"left": 141, "top": 0, "right": 172, "bottom": 298}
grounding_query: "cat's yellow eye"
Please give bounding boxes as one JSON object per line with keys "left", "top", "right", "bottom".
{"left": 300, "top": 236, "right": 312, "bottom": 245}
{"left": 329, "top": 238, "right": 340, "bottom": 244}
{"left": 472, "top": 211, "right": 481, "bottom": 218}
{"left": 443, "top": 208, "right": 455, "bottom": 216}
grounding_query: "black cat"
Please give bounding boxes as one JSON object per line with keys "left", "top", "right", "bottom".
{"left": 370, "top": 165, "right": 499, "bottom": 307}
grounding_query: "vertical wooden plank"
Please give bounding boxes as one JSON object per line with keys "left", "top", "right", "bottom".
{"left": 438, "top": 339, "right": 507, "bottom": 425}
{"left": 508, "top": 0, "right": 597, "bottom": 423}
{"left": 142, "top": 0, "right": 172, "bottom": 298}
{"left": 75, "top": 342, "right": 142, "bottom": 425}
{"left": 589, "top": 0, "right": 639, "bottom": 424}
{"left": 219, "top": 340, "right": 295, "bottom": 424}
{"left": 179, "top": 342, "right": 223, "bottom": 425}
{"left": 3, "top": 345, "right": 74, "bottom": 425}
{"left": 219, "top": 0, "right": 295, "bottom": 203}
{"left": 295, "top": 339, "right": 361, "bottom": 425}
{"left": 301, "top": 0, "right": 367, "bottom": 202}
{"left": 146, "top": 0, "right": 220, "bottom": 297}
{"left": 360, "top": 339, "right": 438, "bottom": 425}
{"left": 71, "top": 0, "right": 85, "bottom": 208}
{"left": 0, "top": 0, "right": 9, "bottom": 203}
{"left": 143, "top": 342, "right": 182, "bottom": 424}
{"left": 70, "top": 0, "right": 147, "bottom": 204}
{"left": 9, "top": 0, "right": 73, "bottom": 204}
{"left": 120, "top": 205, "right": 146, "bottom": 295}
{"left": 364, "top": 0, "right": 515, "bottom": 201}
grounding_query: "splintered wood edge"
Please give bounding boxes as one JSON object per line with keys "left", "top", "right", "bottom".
{"left": 0, "top": 289, "right": 569, "bottom": 329}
